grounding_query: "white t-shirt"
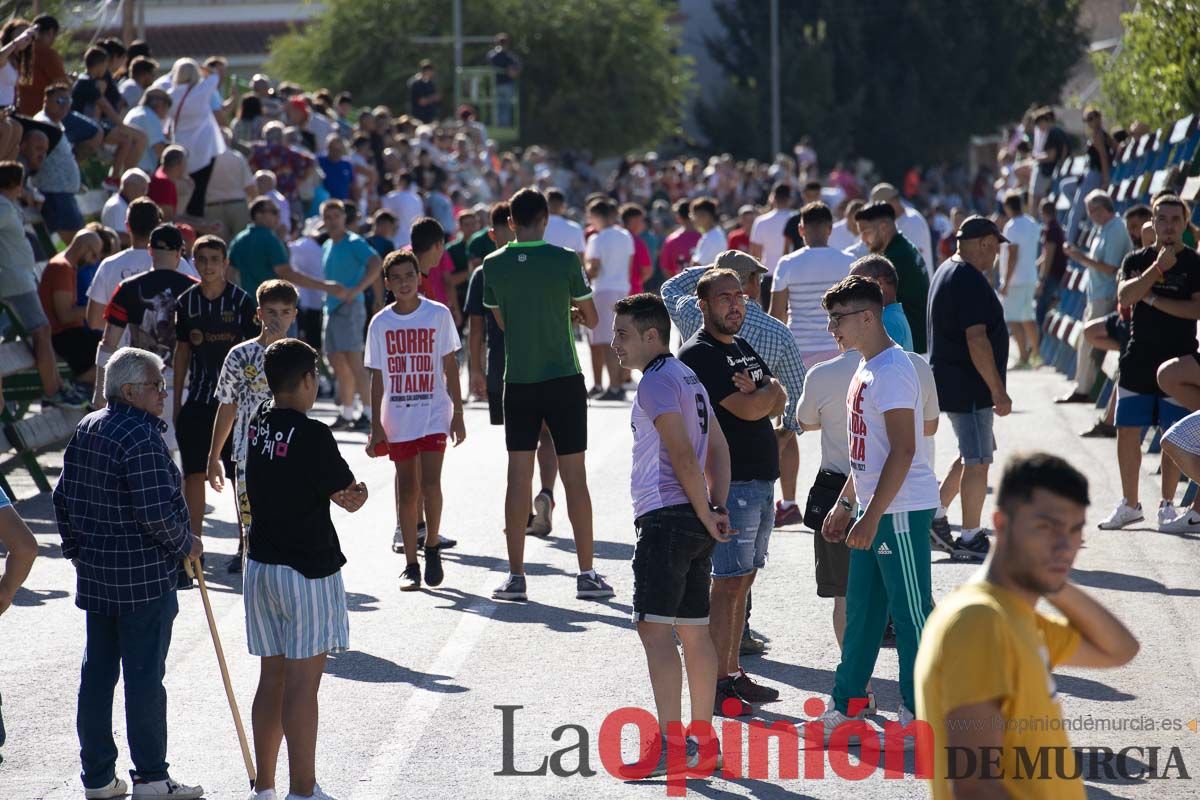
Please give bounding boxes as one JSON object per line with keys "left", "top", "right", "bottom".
{"left": 827, "top": 219, "right": 858, "bottom": 252}
{"left": 87, "top": 248, "right": 198, "bottom": 307}
{"left": 750, "top": 208, "right": 790, "bottom": 273}
{"left": 0, "top": 63, "right": 17, "bottom": 107}
{"left": 584, "top": 226, "right": 635, "bottom": 293}
{"left": 692, "top": 227, "right": 728, "bottom": 266}
{"left": 897, "top": 205, "right": 934, "bottom": 277}
{"left": 544, "top": 214, "right": 586, "bottom": 253}
{"left": 288, "top": 237, "right": 326, "bottom": 310}
{"left": 907, "top": 351, "right": 940, "bottom": 467}
{"left": 380, "top": 190, "right": 425, "bottom": 249}
{"left": 773, "top": 246, "right": 854, "bottom": 354}
{"left": 844, "top": 240, "right": 869, "bottom": 260}
{"left": 100, "top": 194, "right": 128, "bottom": 234}
{"left": 847, "top": 346, "right": 939, "bottom": 512}
{"left": 119, "top": 77, "right": 143, "bottom": 109}
{"left": 364, "top": 299, "right": 462, "bottom": 443}
{"left": 796, "top": 350, "right": 859, "bottom": 473}
{"left": 206, "top": 149, "right": 255, "bottom": 204}
{"left": 1001, "top": 213, "right": 1041, "bottom": 287}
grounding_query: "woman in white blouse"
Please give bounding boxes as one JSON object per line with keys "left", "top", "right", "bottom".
{"left": 167, "top": 58, "right": 225, "bottom": 219}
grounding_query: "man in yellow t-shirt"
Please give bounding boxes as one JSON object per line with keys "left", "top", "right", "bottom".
{"left": 916, "top": 453, "right": 1139, "bottom": 799}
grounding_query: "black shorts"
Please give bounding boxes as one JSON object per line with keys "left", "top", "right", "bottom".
{"left": 1104, "top": 311, "right": 1130, "bottom": 352}
{"left": 176, "top": 401, "right": 232, "bottom": 476}
{"left": 632, "top": 504, "right": 715, "bottom": 625}
{"left": 487, "top": 370, "right": 504, "bottom": 426}
{"left": 297, "top": 307, "right": 323, "bottom": 352}
{"left": 503, "top": 374, "right": 586, "bottom": 454}
{"left": 51, "top": 327, "right": 101, "bottom": 378}
{"left": 814, "top": 532, "right": 851, "bottom": 598}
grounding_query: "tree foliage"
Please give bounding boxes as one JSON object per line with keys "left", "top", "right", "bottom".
{"left": 697, "top": 0, "right": 1086, "bottom": 180}
{"left": 267, "top": 0, "right": 689, "bottom": 156}
{"left": 1093, "top": 1, "right": 1200, "bottom": 131}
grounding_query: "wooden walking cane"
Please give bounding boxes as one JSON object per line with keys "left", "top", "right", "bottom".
{"left": 183, "top": 556, "right": 256, "bottom": 789}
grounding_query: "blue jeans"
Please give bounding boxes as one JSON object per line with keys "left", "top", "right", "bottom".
{"left": 947, "top": 407, "right": 996, "bottom": 465}
{"left": 495, "top": 81, "right": 516, "bottom": 128}
{"left": 1035, "top": 275, "right": 1061, "bottom": 330}
{"left": 77, "top": 590, "right": 178, "bottom": 789}
{"left": 712, "top": 480, "right": 774, "bottom": 577}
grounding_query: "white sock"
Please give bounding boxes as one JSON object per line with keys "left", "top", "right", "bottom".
{"left": 779, "top": 500, "right": 797, "bottom": 510}
{"left": 935, "top": 505, "right": 947, "bottom": 520}
{"left": 960, "top": 527, "right": 982, "bottom": 543}
{"left": 340, "top": 405, "right": 355, "bottom": 420}
{"left": 580, "top": 569, "right": 597, "bottom": 579}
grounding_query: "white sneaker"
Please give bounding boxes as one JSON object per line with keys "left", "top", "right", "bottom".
{"left": 131, "top": 778, "right": 203, "bottom": 799}
{"left": 1160, "top": 509, "right": 1200, "bottom": 533}
{"left": 285, "top": 784, "right": 337, "bottom": 800}
{"left": 815, "top": 705, "right": 881, "bottom": 746}
{"left": 1157, "top": 500, "right": 1179, "bottom": 528}
{"left": 1097, "top": 500, "right": 1143, "bottom": 530}
{"left": 248, "top": 790, "right": 278, "bottom": 800}
{"left": 84, "top": 777, "right": 128, "bottom": 799}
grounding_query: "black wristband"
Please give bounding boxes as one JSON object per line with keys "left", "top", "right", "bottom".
{"left": 709, "top": 503, "right": 727, "bottom": 516}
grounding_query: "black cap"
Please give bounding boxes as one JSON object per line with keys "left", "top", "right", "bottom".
{"left": 956, "top": 215, "right": 1009, "bottom": 243}
{"left": 855, "top": 201, "right": 896, "bottom": 223}
{"left": 149, "top": 223, "right": 184, "bottom": 251}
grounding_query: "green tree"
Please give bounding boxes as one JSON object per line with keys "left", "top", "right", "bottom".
{"left": 698, "top": 0, "right": 1085, "bottom": 180}
{"left": 268, "top": 0, "right": 689, "bottom": 156}
{"left": 1094, "top": 1, "right": 1200, "bottom": 130}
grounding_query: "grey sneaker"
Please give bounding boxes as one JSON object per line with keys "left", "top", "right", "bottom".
{"left": 529, "top": 490, "right": 554, "bottom": 536}
{"left": 42, "top": 388, "right": 89, "bottom": 409}
{"left": 131, "top": 776, "right": 203, "bottom": 798}
{"left": 686, "top": 735, "right": 724, "bottom": 771}
{"left": 492, "top": 574, "right": 527, "bottom": 601}
{"left": 929, "top": 515, "right": 955, "bottom": 553}
{"left": 576, "top": 572, "right": 615, "bottom": 599}
{"left": 953, "top": 532, "right": 991, "bottom": 561}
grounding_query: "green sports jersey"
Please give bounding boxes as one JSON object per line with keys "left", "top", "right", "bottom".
{"left": 468, "top": 228, "right": 496, "bottom": 262}
{"left": 482, "top": 240, "right": 594, "bottom": 384}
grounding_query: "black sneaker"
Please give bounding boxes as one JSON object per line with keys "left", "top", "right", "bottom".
{"left": 492, "top": 573, "right": 527, "bottom": 601}
{"left": 587, "top": 385, "right": 604, "bottom": 399}
{"left": 1081, "top": 420, "right": 1117, "bottom": 438}
{"left": 351, "top": 415, "right": 372, "bottom": 432}
{"left": 714, "top": 679, "right": 753, "bottom": 717}
{"left": 416, "top": 526, "right": 457, "bottom": 550}
{"left": 881, "top": 619, "right": 896, "bottom": 648}
{"left": 576, "top": 572, "right": 615, "bottom": 599}
{"left": 423, "top": 544, "right": 444, "bottom": 587}
{"left": 226, "top": 552, "right": 242, "bottom": 574}
{"left": 598, "top": 388, "right": 626, "bottom": 402}
{"left": 732, "top": 669, "right": 780, "bottom": 703}
{"left": 400, "top": 563, "right": 421, "bottom": 592}
{"left": 930, "top": 516, "right": 955, "bottom": 554}
{"left": 328, "top": 417, "right": 353, "bottom": 431}
{"left": 953, "top": 532, "right": 991, "bottom": 561}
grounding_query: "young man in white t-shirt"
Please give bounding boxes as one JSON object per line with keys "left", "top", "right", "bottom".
{"left": 749, "top": 183, "right": 793, "bottom": 285}
{"left": 690, "top": 197, "right": 727, "bottom": 267}
{"left": 814, "top": 275, "right": 939, "bottom": 739}
{"left": 769, "top": 201, "right": 854, "bottom": 368}
{"left": 365, "top": 250, "right": 466, "bottom": 592}
{"left": 1000, "top": 192, "right": 1042, "bottom": 367}
{"left": 584, "top": 197, "right": 634, "bottom": 400}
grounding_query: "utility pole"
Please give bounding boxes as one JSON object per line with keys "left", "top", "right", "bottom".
{"left": 769, "top": 0, "right": 781, "bottom": 157}
{"left": 453, "top": 0, "right": 462, "bottom": 109}
{"left": 122, "top": 0, "right": 135, "bottom": 44}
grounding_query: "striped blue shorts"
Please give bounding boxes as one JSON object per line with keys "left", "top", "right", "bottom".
{"left": 243, "top": 559, "right": 350, "bottom": 659}
{"left": 1163, "top": 410, "right": 1200, "bottom": 456}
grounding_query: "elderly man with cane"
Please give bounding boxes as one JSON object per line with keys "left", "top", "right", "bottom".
{"left": 54, "top": 346, "right": 205, "bottom": 799}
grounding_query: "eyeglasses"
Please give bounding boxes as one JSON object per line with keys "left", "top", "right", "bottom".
{"left": 826, "top": 308, "right": 869, "bottom": 328}
{"left": 51, "top": 97, "right": 70, "bottom": 105}
{"left": 129, "top": 380, "right": 167, "bottom": 393}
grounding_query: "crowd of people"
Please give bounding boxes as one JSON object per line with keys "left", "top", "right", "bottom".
{"left": 0, "top": 13, "right": 1194, "bottom": 800}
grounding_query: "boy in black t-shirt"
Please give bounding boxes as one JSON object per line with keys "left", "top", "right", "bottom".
{"left": 243, "top": 338, "right": 367, "bottom": 800}
{"left": 1100, "top": 196, "right": 1200, "bottom": 531}
{"left": 173, "top": 235, "right": 259, "bottom": 545}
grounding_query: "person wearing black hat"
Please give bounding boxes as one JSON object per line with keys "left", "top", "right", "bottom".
{"left": 92, "top": 224, "right": 199, "bottom": 451}
{"left": 926, "top": 216, "right": 1011, "bottom": 562}
{"left": 855, "top": 201, "right": 929, "bottom": 352}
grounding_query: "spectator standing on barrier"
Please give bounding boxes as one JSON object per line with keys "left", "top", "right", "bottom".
{"left": 55, "top": 346, "right": 204, "bottom": 800}
{"left": 487, "top": 33, "right": 521, "bottom": 129}
{"left": 1058, "top": 190, "right": 1133, "bottom": 404}
{"left": 928, "top": 216, "right": 1011, "bottom": 561}
{"left": 1030, "top": 108, "right": 1068, "bottom": 209}
{"left": 407, "top": 60, "right": 440, "bottom": 125}
{"left": 0, "top": 160, "right": 88, "bottom": 407}
{"left": 1065, "top": 107, "right": 1115, "bottom": 244}
{"left": 1099, "top": 196, "right": 1200, "bottom": 531}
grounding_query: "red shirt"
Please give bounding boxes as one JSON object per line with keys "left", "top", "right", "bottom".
{"left": 38, "top": 255, "right": 80, "bottom": 335}
{"left": 658, "top": 228, "right": 700, "bottom": 279}
{"left": 727, "top": 227, "right": 751, "bottom": 253}
{"left": 148, "top": 168, "right": 178, "bottom": 212}
{"left": 629, "top": 234, "right": 651, "bottom": 294}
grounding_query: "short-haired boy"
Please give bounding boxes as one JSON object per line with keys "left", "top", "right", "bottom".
{"left": 174, "top": 235, "right": 258, "bottom": 551}
{"left": 366, "top": 250, "right": 465, "bottom": 592}
{"left": 208, "top": 279, "right": 299, "bottom": 573}
{"left": 244, "top": 338, "right": 367, "bottom": 800}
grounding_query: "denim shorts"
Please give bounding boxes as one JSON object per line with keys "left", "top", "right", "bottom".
{"left": 631, "top": 504, "right": 715, "bottom": 625}
{"left": 712, "top": 479, "right": 774, "bottom": 578}
{"left": 1115, "top": 388, "right": 1189, "bottom": 429}
{"left": 947, "top": 407, "right": 996, "bottom": 465}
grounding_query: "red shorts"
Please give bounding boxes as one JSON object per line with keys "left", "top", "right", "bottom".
{"left": 388, "top": 433, "right": 448, "bottom": 462}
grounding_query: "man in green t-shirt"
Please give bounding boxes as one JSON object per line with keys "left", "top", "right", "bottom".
{"left": 468, "top": 223, "right": 497, "bottom": 269}
{"left": 482, "top": 188, "right": 613, "bottom": 603}
{"left": 447, "top": 208, "right": 480, "bottom": 317}
{"left": 857, "top": 201, "right": 930, "bottom": 352}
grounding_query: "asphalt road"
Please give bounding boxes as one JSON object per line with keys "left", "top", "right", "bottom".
{"left": 1, "top": 366, "right": 1198, "bottom": 799}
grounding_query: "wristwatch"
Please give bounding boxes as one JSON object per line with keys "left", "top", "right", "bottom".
{"left": 837, "top": 497, "right": 854, "bottom": 513}
{"left": 709, "top": 503, "right": 727, "bottom": 516}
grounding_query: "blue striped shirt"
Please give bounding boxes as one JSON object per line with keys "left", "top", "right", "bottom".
{"left": 54, "top": 402, "right": 193, "bottom": 616}
{"left": 661, "top": 267, "right": 807, "bottom": 431}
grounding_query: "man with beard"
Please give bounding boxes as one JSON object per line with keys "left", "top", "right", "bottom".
{"left": 679, "top": 269, "right": 785, "bottom": 716}
{"left": 855, "top": 201, "right": 929, "bottom": 352}
{"left": 916, "top": 453, "right": 1139, "bottom": 799}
